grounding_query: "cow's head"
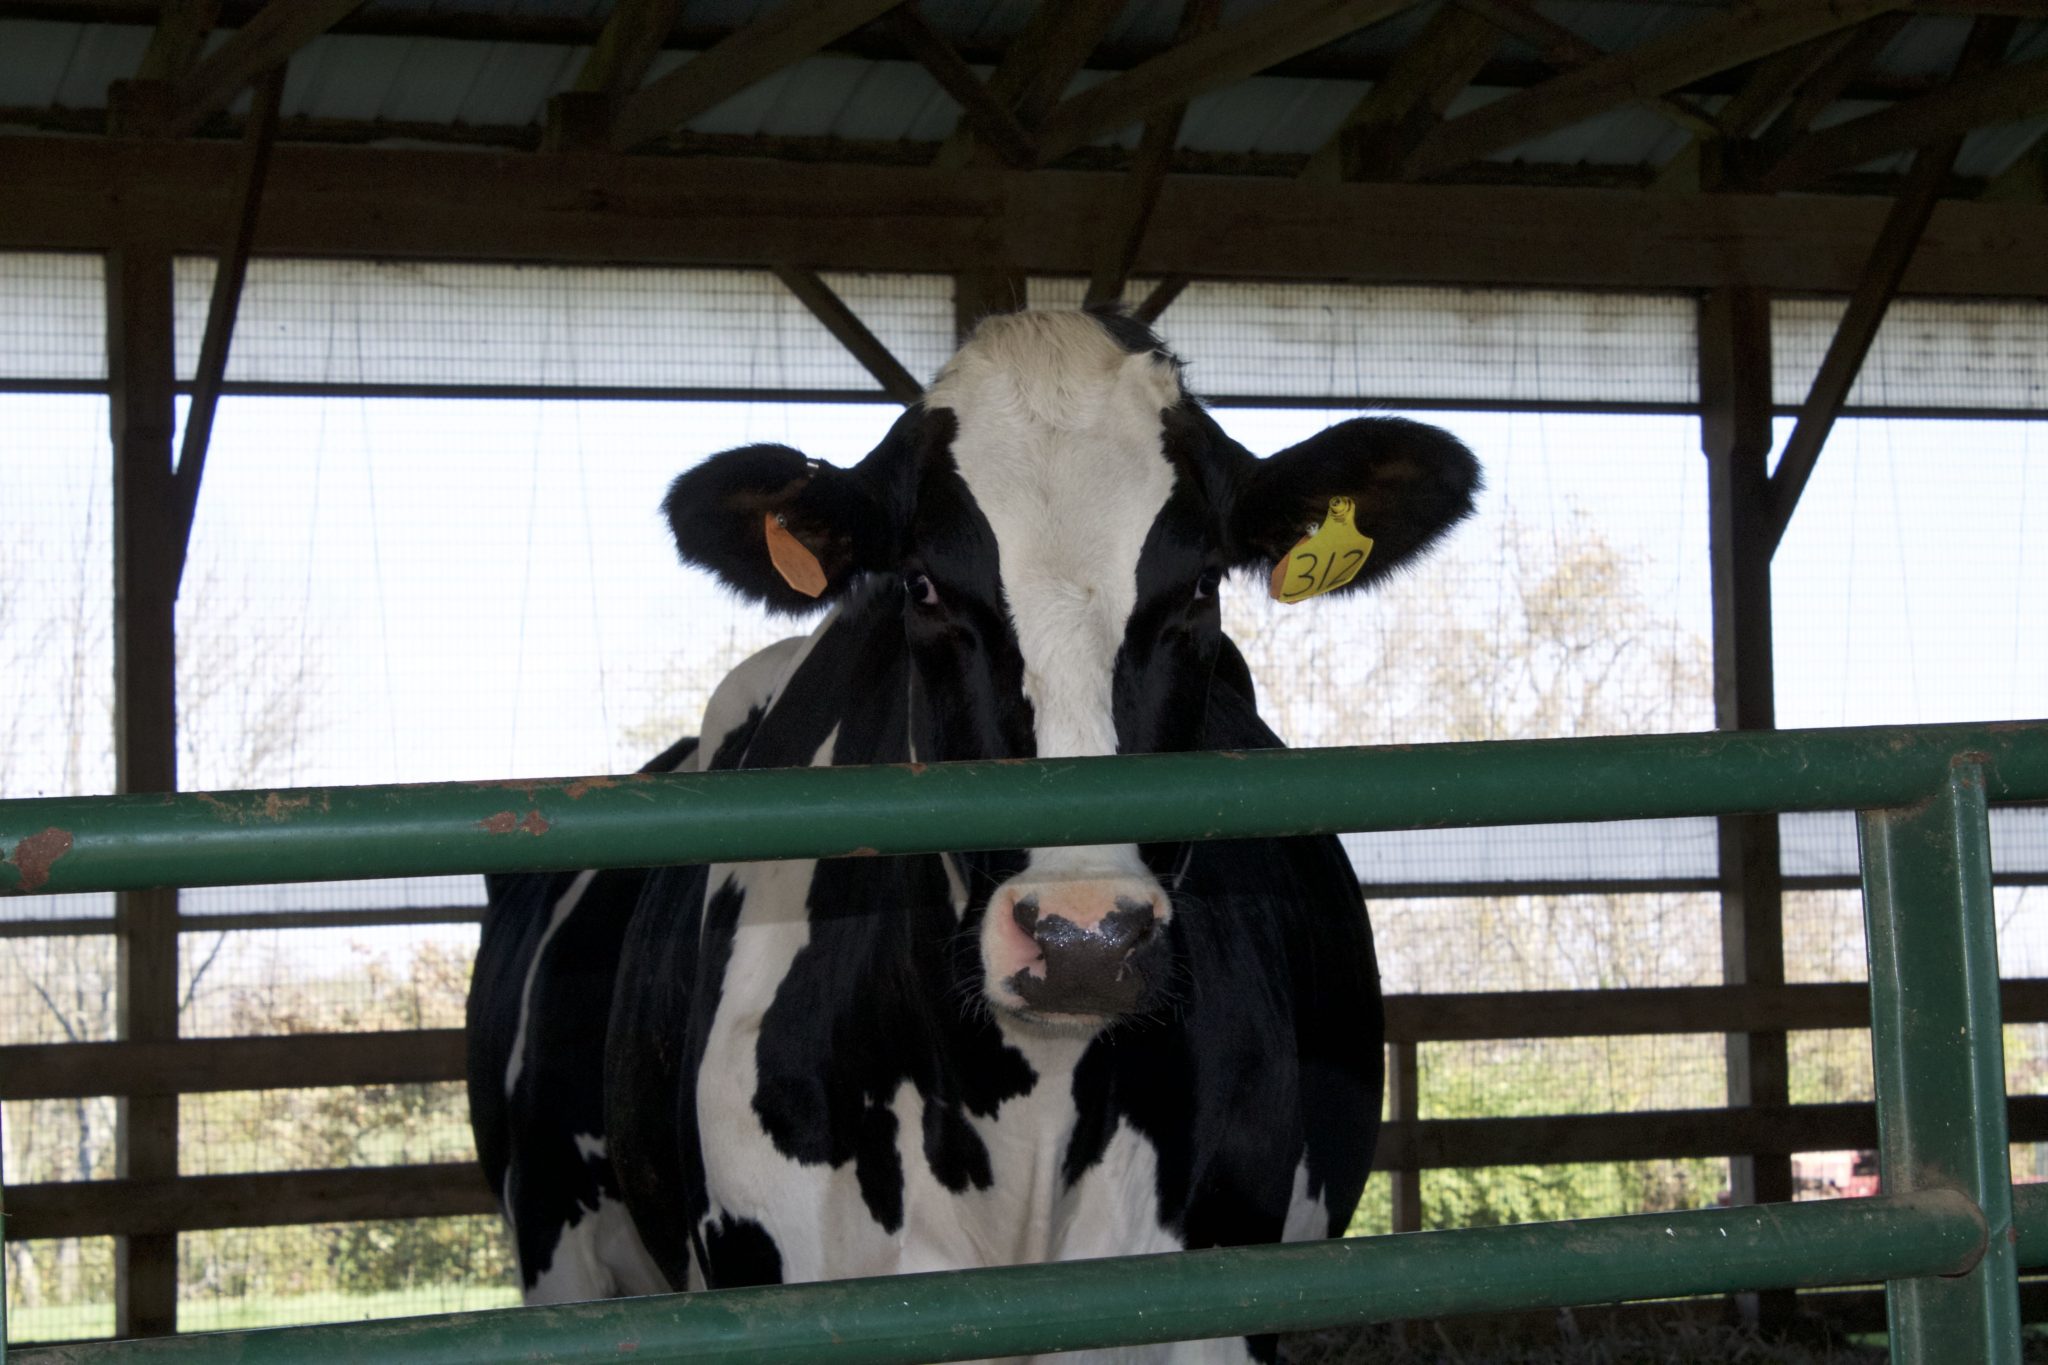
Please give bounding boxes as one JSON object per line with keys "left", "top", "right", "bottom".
{"left": 667, "top": 310, "right": 1478, "bottom": 1029}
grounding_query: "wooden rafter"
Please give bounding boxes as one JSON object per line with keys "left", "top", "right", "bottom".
{"left": 1086, "top": 0, "right": 1219, "bottom": 307}
{"left": 1984, "top": 129, "right": 2047, "bottom": 201}
{"left": 1762, "top": 51, "right": 2048, "bottom": 190}
{"left": 1748, "top": 14, "right": 1914, "bottom": 173}
{"left": 134, "top": 0, "right": 221, "bottom": 82}
{"left": 164, "top": 0, "right": 360, "bottom": 138}
{"left": 1763, "top": 19, "right": 2014, "bottom": 552}
{"left": 1405, "top": 0, "right": 1907, "bottom": 182}
{"left": 1715, "top": 30, "right": 1861, "bottom": 141}
{"left": 1303, "top": 2, "right": 1498, "bottom": 182}
{"left": 772, "top": 266, "right": 925, "bottom": 405}
{"left": 1033, "top": 0, "right": 1423, "bottom": 166}
{"left": 880, "top": 5, "right": 1037, "bottom": 168}
{"left": 610, "top": 0, "right": 904, "bottom": 152}
{"left": 932, "top": 0, "right": 1128, "bottom": 169}
{"left": 572, "top": 0, "right": 682, "bottom": 101}
{"left": 1454, "top": 0, "right": 1719, "bottom": 139}
{"left": 170, "top": 60, "right": 282, "bottom": 596}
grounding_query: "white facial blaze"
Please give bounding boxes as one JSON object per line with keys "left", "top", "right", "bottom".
{"left": 933, "top": 312, "right": 1182, "bottom": 768}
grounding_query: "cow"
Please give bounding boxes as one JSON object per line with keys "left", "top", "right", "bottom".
{"left": 468, "top": 308, "right": 1480, "bottom": 1363}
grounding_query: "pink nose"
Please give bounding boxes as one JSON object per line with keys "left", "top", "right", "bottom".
{"left": 1000, "top": 886, "right": 1163, "bottom": 1017}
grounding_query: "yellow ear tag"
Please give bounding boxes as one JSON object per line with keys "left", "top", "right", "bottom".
{"left": 1268, "top": 496, "right": 1374, "bottom": 604}
{"left": 764, "top": 512, "right": 828, "bottom": 598}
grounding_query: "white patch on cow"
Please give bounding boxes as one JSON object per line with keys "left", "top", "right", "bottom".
{"left": 503, "top": 867, "right": 599, "bottom": 1097}
{"left": 932, "top": 312, "right": 1180, "bottom": 769}
{"left": 695, "top": 630, "right": 818, "bottom": 767}
{"left": 1282, "top": 1154, "right": 1326, "bottom": 1241}
{"left": 573, "top": 1132, "right": 606, "bottom": 1164}
{"left": 695, "top": 724, "right": 907, "bottom": 1280}
{"left": 523, "top": 1192, "right": 668, "bottom": 1306}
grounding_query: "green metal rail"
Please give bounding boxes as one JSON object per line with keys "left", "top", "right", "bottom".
{"left": 3, "top": 719, "right": 2047, "bottom": 1363}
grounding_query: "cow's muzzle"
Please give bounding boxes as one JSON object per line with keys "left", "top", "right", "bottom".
{"left": 982, "top": 871, "right": 1168, "bottom": 1022}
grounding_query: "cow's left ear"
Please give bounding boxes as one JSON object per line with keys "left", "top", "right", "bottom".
{"left": 1228, "top": 416, "right": 1481, "bottom": 594}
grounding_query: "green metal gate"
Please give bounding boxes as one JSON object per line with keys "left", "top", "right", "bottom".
{"left": 3, "top": 720, "right": 2046, "bottom": 1362}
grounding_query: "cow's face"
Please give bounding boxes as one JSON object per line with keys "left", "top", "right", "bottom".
{"left": 666, "top": 311, "right": 1478, "bottom": 1029}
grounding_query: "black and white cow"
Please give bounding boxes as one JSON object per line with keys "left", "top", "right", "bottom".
{"left": 468, "top": 309, "right": 1479, "bottom": 1362}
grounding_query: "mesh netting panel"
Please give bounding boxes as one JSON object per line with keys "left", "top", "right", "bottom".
{"left": 177, "top": 1219, "right": 516, "bottom": 1334}
{"left": 0, "top": 395, "right": 114, "bottom": 807}
{"left": 0, "top": 935, "right": 117, "bottom": 1046}
{"left": 1774, "top": 416, "right": 2048, "bottom": 729}
{"left": 179, "top": 925, "right": 477, "bottom": 1039}
{"left": 1773, "top": 296, "right": 2048, "bottom": 412}
{"left": 1420, "top": 1035, "right": 1724, "bottom": 1119}
{"left": 181, "top": 1085, "right": 476, "bottom": 1175}
{"left": 1376, "top": 894, "right": 1723, "bottom": 995}
{"left": 4, "top": 1097, "right": 118, "bottom": 1185}
{"left": 5, "top": 1238, "right": 115, "bottom": 1343}
{"left": 1420, "top": 1159, "right": 1730, "bottom": 1230}
{"left": 1027, "top": 280, "right": 1699, "bottom": 406}
{"left": 0, "top": 254, "right": 103, "bottom": 382}
{"left": 171, "top": 260, "right": 953, "bottom": 393}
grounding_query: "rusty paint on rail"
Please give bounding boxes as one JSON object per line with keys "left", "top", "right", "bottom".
{"left": 5, "top": 827, "right": 73, "bottom": 892}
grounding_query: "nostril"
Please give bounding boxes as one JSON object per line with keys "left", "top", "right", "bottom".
{"left": 1011, "top": 894, "right": 1040, "bottom": 937}
{"left": 1102, "top": 897, "right": 1158, "bottom": 950}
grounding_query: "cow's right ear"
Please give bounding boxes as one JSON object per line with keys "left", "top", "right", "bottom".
{"left": 664, "top": 442, "right": 894, "bottom": 614}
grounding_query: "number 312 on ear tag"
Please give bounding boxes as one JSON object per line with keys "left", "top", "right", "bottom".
{"left": 1268, "top": 497, "right": 1374, "bottom": 604}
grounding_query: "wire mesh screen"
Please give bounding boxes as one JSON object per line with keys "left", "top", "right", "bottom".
{"left": 171, "top": 260, "right": 954, "bottom": 395}
{"left": 1032, "top": 279, "right": 1700, "bottom": 407}
{"left": 4, "top": 1238, "right": 114, "bottom": 1343}
{"left": 1773, "top": 296, "right": 2048, "bottom": 413}
{"left": 179, "top": 925, "right": 478, "bottom": 1039}
{"left": 0, "top": 254, "right": 103, "bottom": 383}
{"left": 176, "top": 1219, "right": 516, "bottom": 1334}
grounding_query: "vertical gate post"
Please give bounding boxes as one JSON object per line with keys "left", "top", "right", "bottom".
{"left": 1859, "top": 761, "right": 2018, "bottom": 1363}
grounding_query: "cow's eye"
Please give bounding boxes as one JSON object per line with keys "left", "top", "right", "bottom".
{"left": 904, "top": 572, "right": 941, "bottom": 608}
{"left": 1192, "top": 568, "right": 1223, "bottom": 602}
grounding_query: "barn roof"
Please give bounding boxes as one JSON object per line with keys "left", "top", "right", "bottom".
{"left": 3, "top": 3, "right": 2043, "bottom": 190}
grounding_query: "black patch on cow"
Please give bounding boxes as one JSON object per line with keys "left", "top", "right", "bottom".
{"left": 700, "top": 1212, "right": 784, "bottom": 1289}
{"left": 1083, "top": 305, "right": 1178, "bottom": 368}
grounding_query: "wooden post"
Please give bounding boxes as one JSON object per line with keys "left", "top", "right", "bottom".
{"left": 1388, "top": 1041, "right": 1423, "bottom": 1233}
{"left": 107, "top": 245, "right": 182, "bottom": 1338}
{"left": 953, "top": 269, "right": 1025, "bottom": 345}
{"left": 1699, "top": 286, "right": 1793, "bottom": 1327}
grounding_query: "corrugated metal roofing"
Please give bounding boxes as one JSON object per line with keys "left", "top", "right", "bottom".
{"left": 0, "top": 2, "right": 2042, "bottom": 180}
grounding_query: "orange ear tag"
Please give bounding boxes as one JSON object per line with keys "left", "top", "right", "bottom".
{"left": 764, "top": 512, "right": 828, "bottom": 598}
{"left": 1268, "top": 496, "right": 1375, "bottom": 604}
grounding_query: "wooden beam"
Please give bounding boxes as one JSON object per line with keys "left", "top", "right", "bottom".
{"left": 1034, "top": 0, "right": 1423, "bottom": 165}
{"left": 771, "top": 266, "right": 924, "bottom": 404}
{"left": 571, "top": 0, "right": 682, "bottom": 100}
{"left": 134, "top": 0, "right": 221, "bottom": 83}
{"left": 10, "top": 137, "right": 2048, "bottom": 297}
{"left": 1984, "top": 127, "right": 2047, "bottom": 201}
{"left": 106, "top": 243, "right": 180, "bottom": 1339}
{"left": 1132, "top": 273, "right": 1188, "bottom": 324}
{"left": 878, "top": 5, "right": 1037, "bottom": 168}
{"left": 1406, "top": 0, "right": 1908, "bottom": 182}
{"left": 170, "top": 59, "right": 281, "bottom": 597}
{"left": 1762, "top": 51, "right": 2048, "bottom": 190}
{"left": 1714, "top": 30, "right": 1862, "bottom": 141}
{"left": 609, "top": 0, "right": 904, "bottom": 152}
{"left": 1453, "top": 0, "right": 1720, "bottom": 140}
{"left": 1302, "top": 2, "right": 1498, "bottom": 183}
{"left": 931, "top": 0, "right": 1145, "bottom": 169}
{"left": 0, "top": 1029, "right": 468, "bottom": 1100}
{"left": 8, "top": 1163, "right": 496, "bottom": 1240}
{"left": 1764, "top": 140, "right": 1962, "bottom": 554}
{"left": 1085, "top": 0, "right": 1219, "bottom": 306}
{"left": 165, "top": 0, "right": 360, "bottom": 138}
